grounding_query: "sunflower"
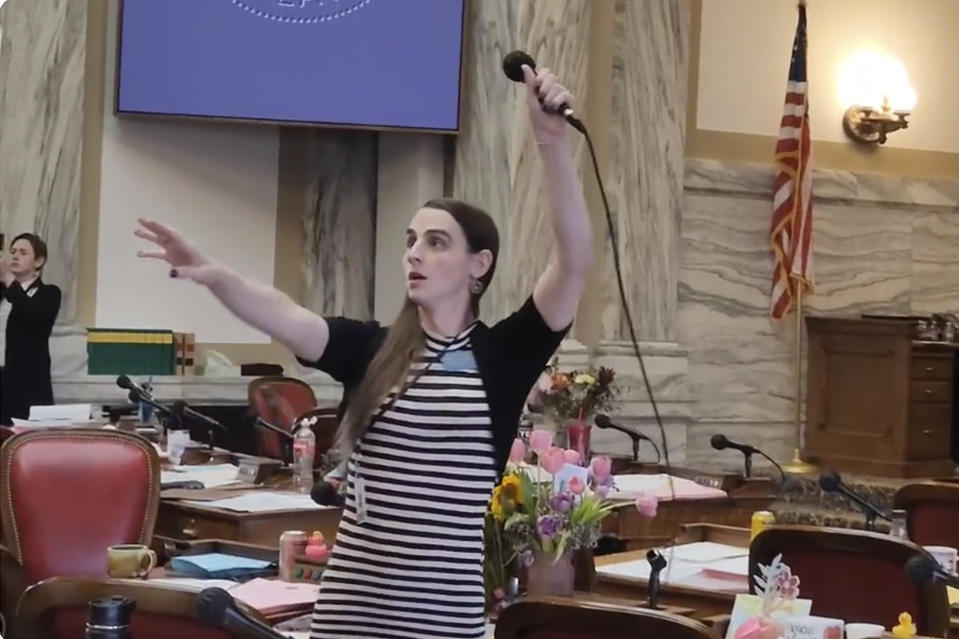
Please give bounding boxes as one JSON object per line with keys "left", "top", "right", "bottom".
{"left": 490, "top": 474, "right": 523, "bottom": 521}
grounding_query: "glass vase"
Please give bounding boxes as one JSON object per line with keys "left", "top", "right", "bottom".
{"left": 525, "top": 549, "right": 575, "bottom": 597}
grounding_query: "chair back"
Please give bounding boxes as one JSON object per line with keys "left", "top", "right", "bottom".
{"left": 893, "top": 481, "right": 959, "bottom": 548}
{"left": 16, "top": 576, "right": 267, "bottom": 639}
{"left": 495, "top": 596, "right": 715, "bottom": 639}
{"left": 0, "top": 426, "right": 14, "bottom": 446}
{"left": 0, "top": 429, "right": 160, "bottom": 583}
{"left": 248, "top": 377, "right": 317, "bottom": 460}
{"left": 750, "top": 526, "right": 950, "bottom": 636}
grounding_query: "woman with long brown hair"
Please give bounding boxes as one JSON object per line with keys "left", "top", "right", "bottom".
{"left": 137, "top": 65, "right": 592, "bottom": 639}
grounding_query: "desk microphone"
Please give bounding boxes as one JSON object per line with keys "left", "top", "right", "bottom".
{"left": 595, "top": 414, "right": 661, "bottom": 463}
{"left": 117, "top": 374, "right": 153, "bottom": 400}
{"left": 905, "top": 554, "right": 959, "bottom": 589}
{"left": 195, "top": 587, "right": 287, "bottom": 639}
{"left": 645, "top": 549, "right": 667, "bottom": 610}
{"left": 818, "top": 470, "right": 891, "bottom": 531}
{"left": 710, "top": 435, "right": 790, "bottom": 490}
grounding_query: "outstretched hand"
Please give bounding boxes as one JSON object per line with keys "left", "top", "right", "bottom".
{"left": 521, "top": 64, "right": 573, "bottom": 145}
{"left": 134, "top": 218, "right": 217, "bottom": 285}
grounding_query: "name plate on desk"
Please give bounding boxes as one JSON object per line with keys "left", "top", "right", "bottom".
{"left": 237, "top": 459, "right": 284, "bottom": 485}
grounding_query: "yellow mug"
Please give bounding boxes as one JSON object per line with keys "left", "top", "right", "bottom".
{"left": 107, "top": 544, "right": 157, "bottom": 578}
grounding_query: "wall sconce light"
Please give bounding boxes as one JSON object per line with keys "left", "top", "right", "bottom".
{"left": 839, "top": 51, "right": 916, "bottom": 145}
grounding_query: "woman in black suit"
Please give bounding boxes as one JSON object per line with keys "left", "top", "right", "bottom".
{"left": 0, "top": 233, "right": 61, "bottom": 423}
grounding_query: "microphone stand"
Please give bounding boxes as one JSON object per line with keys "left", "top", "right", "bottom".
{"left": 127, "top": 390, "right": 181, "bottom": 435}
{"left": 255, "top": 417, "right": 294, "bottom": 461}
{"left": 645, "top": 550, "right": 666, "bottom": 610}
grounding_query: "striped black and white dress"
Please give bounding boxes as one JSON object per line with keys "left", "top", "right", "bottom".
{"left": 310, "top": 323, "right": 495, "bottom": 639}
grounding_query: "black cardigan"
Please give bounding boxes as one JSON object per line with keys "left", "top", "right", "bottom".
{"left": 1, "top": 278, "right": 61, "bottom": 422}
{"left": 298, "top": 295, "right": 568, "bottom": 474}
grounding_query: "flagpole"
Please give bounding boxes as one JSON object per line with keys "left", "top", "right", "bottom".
{"left": 783, "top": 284, "right": 817, "bottom": 474}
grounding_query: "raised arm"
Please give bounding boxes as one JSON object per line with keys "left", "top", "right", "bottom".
{"left": 521, "top": 65, "right": 594, "bottom": 331}
{"left": 134, "top": 219, "right": 330, "bottom": 362}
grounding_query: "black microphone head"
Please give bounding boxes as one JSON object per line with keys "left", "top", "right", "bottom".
{"left": 905, "top": 555, "right": 937, "bottom": 584}
{"left": 503, "top": 50, "right": 535, "bottom": 82}
{"left": 195, "top": 587, "right": 234, "bottom": 626}
{"left": 116, "top": 375, "right": 134, "bottom": 390}
{"left": 818, "top": 470, "right": 842, "bottom": 492}
{"left": 646, "top": 549, "right": 667, "bottom": 571}
{"left": 311, "top": 481, "right": 345, "bottom": 507}
{"left": 594, "top": 414, "right": 612, "bottom": 428}
{"left": 710, "top": 434, "right": 729, "bottom": 450}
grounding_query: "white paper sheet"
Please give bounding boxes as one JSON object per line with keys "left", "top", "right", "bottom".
{"left": 607, "top": 473, "right": 728, "bottom": 501}
{"left": 186, "top": 491, "right": 334, "bottom": 512}
{"left": 667, "top": 541, "right": 749, "bottom": 563}
{"left": 595, "top": 542, "right": 751, "bottom": 592}
{"left": 29, "top": 403, "right": 93, "bottom": 420}
{"left": 160, "top": 463, "right": 242, "bottom": 488}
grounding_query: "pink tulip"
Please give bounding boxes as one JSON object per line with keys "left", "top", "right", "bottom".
{"left": 562, "top": 449, "right": 581, "bottom": 465}
{"left": 509, "top": 438, "right": 526, "bottom": 463}
{"left": 634, "top": 491, "right": 658, "bottom": 518}
{"left": 541, "top": 446, "right": 566, "bottom": 474}
{"left": 569, "top": 476, "right": 585, "bottom": 495}
{"left": 590, "top": 455, "right": 612, "bottom": 482}
{"left": 528, "top": 429, "right": 553, "bottom": 454}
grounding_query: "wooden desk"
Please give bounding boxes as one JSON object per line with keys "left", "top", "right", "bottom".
{"left": 156, "top": 496, "right": 341, "bottom": 547}
{"left": 594, "top": 524, "right": 748, "bottom": 617}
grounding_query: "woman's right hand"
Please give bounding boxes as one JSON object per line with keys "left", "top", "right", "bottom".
{"left": 135, "top": 218, "right": 218, "bottom": 285}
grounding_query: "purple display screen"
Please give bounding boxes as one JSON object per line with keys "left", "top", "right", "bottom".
{"left": 116, "top": 0, "right": 465, "bottom": 131}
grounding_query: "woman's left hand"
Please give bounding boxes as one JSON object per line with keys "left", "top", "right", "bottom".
{"left": 521, "top": 64, "right": 573, "bottom": 145}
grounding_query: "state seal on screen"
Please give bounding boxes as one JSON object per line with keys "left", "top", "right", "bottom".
{"left": 230, "top": 0, "right": 372, "bottom": 25}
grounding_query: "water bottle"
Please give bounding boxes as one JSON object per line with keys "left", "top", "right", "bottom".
{"left": 292, "top": 423, "right": 316, "bottom": 494}
{"left": 889, "top": 508, "right": 909, "bottom": 540}
{"left": 86, "top": 596, "right": 134, "bottom": 639}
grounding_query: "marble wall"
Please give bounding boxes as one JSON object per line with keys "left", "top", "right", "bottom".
{"left": 0, "top": 0, "right": 86, "bottom": 322}
{"left": 600, "top": 0, "right": 690, "bottom": 343}
{"left": 679, "top": 159, "right": 959, "bottom": 465}
{"left": 451, "top": 0, "right": 591, "bottom": 323}
{"left": 281, "top": 128, "right": 377, "bottom": 320}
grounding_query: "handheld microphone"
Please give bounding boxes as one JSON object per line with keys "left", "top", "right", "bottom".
{"left": 905, "top": 554, "right": 959, "bottom": 588}
{"left": 311, "top": 480, "right": 346, "bottom": 507}
{"left": 195, "top": 587, "right": 286, "bottom": 638}
{"left": 594, "top": 414, "right": 661, "bottom": 463}
{"left": 645, "top": 549, "right": 667, "bottom": 610}
{"left": 818, "top": 470, "right": 891, "bottom": 531}
{"left": 502, "top": 50, "right": 586, "bottom": 133}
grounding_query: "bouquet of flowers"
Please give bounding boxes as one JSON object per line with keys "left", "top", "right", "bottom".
{"left": 527, "top": 359, "right": 617, "bottom": 422}
{"left": 483, "top": 429, "right": 657, "bottom": 612}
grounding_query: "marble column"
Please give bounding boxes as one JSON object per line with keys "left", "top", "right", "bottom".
{"left": 0, "top": 0, "right": 86, "bottom": 322}
{"left": 279, "top": 128, "right": 377, "bottom": 320}
{"left": 452, "top": 0, "right": 591, "bottom": 323}
{"left": 599, "top": 0, "right": 691, "bottom": 343}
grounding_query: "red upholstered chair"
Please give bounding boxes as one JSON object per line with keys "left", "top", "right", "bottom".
{"left": 16, "top": 576, "right": 267, "bottom": 639}
{"left": 248, "top": 376, "right": 317, "bottom": 461}
{"left": 0, "top": 426, "right": 14, "bottom": 445}
{"left": 495, "top": 596, "right": 715, "bottom": 639}
{"left": 0, "top": 429, "right": 160, "bottom": 634}
{"left": 893, "top": 481, "right": 959, "bottom": 548}
{"left": 750, "top": 526, "right": 951, "bottom": 636}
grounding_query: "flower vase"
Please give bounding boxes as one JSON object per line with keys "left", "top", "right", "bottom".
{"left": 526, "top": 550, "right": 575, "bottom": 597}
{"left": 566, "top": 420, "right": 591, "bottom": 462}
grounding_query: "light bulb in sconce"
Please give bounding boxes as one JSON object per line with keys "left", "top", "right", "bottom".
{"left": 840, "top": 50, "right": 917, "bottom": 145}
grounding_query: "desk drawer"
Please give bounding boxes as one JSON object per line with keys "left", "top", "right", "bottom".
{"left": 910, "top": 356, "right": 953, "bottom": 381}
{"left": 909, "top": 380, "right": 952, "bottom": 403}
{"left": 156, "top": 508, "right": 239, "bottom": 541}
{"left": 907, "top": 403, "right": 952, "bottom": 460}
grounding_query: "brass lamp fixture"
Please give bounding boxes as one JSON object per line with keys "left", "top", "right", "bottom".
{"left": 839, "top": 51, "right": 916, "bottom": 146}
{"left": 843, "top": 98, "right": 910, "bottom": 145}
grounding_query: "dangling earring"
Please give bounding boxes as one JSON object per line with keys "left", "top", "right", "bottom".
{"left": 470, "top": 278, "right": 484, "bottom": 295}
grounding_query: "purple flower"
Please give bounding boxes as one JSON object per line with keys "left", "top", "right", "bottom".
{"left": 595, "top": 484, "right": 610, "bottom": 499}
{"left": 550, "top": 493, "right": 573, "bottom": 513}
{"left": 536, "top": 515, "right": 560, "bottom": 538}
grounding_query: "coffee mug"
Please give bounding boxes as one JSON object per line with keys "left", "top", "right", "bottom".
{"left": 845, "top": 622, "right": 885, "bottom": 639}
{"left": 107, "top": 544, "right": 157, "bottom": 578}
{"left": 924, "top": 545, "right": 958, "bottom": 575}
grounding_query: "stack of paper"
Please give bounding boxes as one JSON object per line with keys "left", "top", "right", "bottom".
{"left": 607, "top": 474, "right": 728, "bottom": 501}
{"left": 170, "top": 553, "right": 274, "bottom": 579}
{"left": 230, "top": 578, "right": 320, "bottom": 615}
{"left": 12, "top": 404, "right": 101, "bottom": 432}
{"left": 186, "top": 491, "right": 335, "bottom": 512}
{"left": 160, "top": 464, "right": 242, "bottom": 489}
{"left": 596, "top": 541, "right": 750, "bottom": 592}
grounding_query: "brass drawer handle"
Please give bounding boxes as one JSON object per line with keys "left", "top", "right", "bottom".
{"left": 924, "top": 366, "right": 935, "bottom": 373}
{"left": 182, "top": 518, "right": 199, "bottom": 539}
{"left": 923, "top": 429, "right": 933, "bottom": 436}
{"left": 923, "top": 388, "right": 933, "bottom": 395}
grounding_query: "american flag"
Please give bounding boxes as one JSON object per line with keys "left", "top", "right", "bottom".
{"left": 769, "top": 2, "right": 814, "bottom": 319}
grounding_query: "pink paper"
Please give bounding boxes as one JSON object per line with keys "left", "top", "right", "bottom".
{"left": 230, "top": 578, "right": 319, "bottom": 615}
